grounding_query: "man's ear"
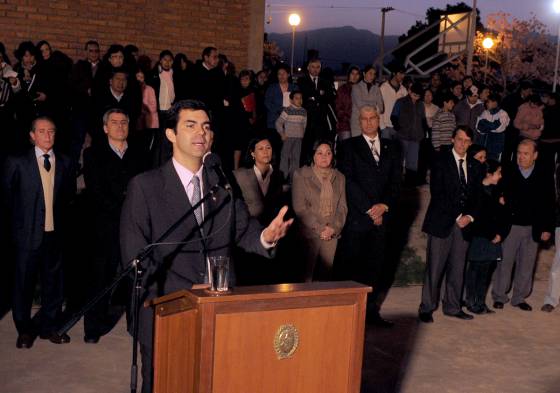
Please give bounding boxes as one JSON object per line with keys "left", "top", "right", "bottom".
{"left": 165, "top": 128, "right": 176, "bottom": 143}
{"left": 103, "top": 125, "right": 109, "bottom": 135}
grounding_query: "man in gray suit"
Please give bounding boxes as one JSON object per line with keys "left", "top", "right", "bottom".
{"left": 120, "top": 100, "right": 293, "bottom": 393}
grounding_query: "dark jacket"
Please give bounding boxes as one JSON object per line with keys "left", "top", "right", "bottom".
{"left": 391, "top": 95, "right": 427, "bottom": 142}
{"left": 264, "top": 82, "right": 297, "bottom": 129}
{"left": 500, "top": 161, "right": 555, "bottom": 242}
{"left": 422, "top": 149, "right": 483, "bottom": 238}
{"left": 335, "top": 82, "right": 353, "bottom": 133}
{"left": 2, "top": 148, "right": 75, "bottom": 250}
{"left": 453, "top": 99, "right": 484, "bottom": 131}
{"left": 297, "top": 74, "right": 337, "bottom": 134}
{"left": 146, "top": 66, "right": 180, "bottom": 112}
{"left": 337, "top": 135, "right": 402, "bottom": 232}
{"left": 188, "top": 61, "right": 225, "bottom": 115}
{"left": 69, "top": 59, "right": 98, "bottom": 112}
{"left": 93, "top": 86, "right": 141, "bottom": 138}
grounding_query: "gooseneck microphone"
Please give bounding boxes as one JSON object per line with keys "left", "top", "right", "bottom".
{"left": 203, "top": 152, "right": 232, "bottom": 191}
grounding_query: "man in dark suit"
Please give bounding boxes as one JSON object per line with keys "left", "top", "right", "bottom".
{"left": 334, "top": 106, "right": 402, "bottom": 327}
{"left": 82, "top": 108, "right": 147, "bottom": 343}
{"left": 93, "top": 69, "right": 141, "bottom": 142}
{"left": 120, "top": 100, "right": 293, "bottom": 393}
{"left": 297, "top": 58, "right": 337, "bottom": 163}
{"left": 492, "top": 139, "right": 555, "bottom": 311}
{"left": 419, "top": 126, "right": 482, "bottom": 323}
{"left": 2, "top": 117, "right": 75, "bottom": 348}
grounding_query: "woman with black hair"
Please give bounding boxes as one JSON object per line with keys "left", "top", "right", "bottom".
{"left": 292, "top": 139, "right": 347, "bottom": 281}
{"left": 465, "top": 159, "right": 507, "bottom": 314}
{"left": 172, "top": 53, "right": 192, "bottom": 101}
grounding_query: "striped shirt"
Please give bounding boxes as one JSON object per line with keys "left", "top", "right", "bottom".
{"left": 431, "top": 109, "right": 456, "bottom": 149}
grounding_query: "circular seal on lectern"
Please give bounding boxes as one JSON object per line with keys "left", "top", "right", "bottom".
{"left": 274, "top": 324, "right": 299, "bottom": 359}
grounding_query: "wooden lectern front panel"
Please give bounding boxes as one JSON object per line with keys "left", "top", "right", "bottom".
{"left": 212, "top": 305, "right": 356, "bottom": 393}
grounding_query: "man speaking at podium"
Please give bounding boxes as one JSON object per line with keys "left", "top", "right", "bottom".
{"left": 120, "top": 99, "right": 293, "bottom": 393}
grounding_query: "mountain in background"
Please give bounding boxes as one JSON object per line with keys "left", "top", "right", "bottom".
{"left": 267, "top": 26, "right": 400, "bottom": 72}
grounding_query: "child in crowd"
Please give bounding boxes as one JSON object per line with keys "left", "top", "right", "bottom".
{"left": 476, "top": 94, "right": 510, "bottom": 160}
{"left": 431, "top": 94, "right": 457, "bottom": 151}
{"left": 275, "top": 90, "right": 307, "bottom": 183}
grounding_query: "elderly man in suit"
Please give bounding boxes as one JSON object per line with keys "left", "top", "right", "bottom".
{"left": 3, "top": 117, "right": 75, "bottom": 348}
{"left": 334, "top": 105, "right": 402, "bottom": 327}
{"left": 120, "top": 100, "right": 293, "bottom": 393}
{"left": 418, "top": 126, "right": 482, "bottom": 323}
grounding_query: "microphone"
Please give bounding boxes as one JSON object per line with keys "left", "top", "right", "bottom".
{"left": 203, "top": 153, "right": 232, "bottom": 191}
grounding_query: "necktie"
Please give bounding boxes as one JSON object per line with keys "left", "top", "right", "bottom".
{"left": 458, "top": 159, "right": 468, "bottom": 208}
{"left": 190, "top": 175, "right": 203, "bottom": 225}
{"left": 313, "top": 77, "right": 318, "bottom": 88}
{"left": 43, "top": 154, "right": 51, "bottom": 172}
{"left": 370, "top": 139, "right": 380, "bottom": 165}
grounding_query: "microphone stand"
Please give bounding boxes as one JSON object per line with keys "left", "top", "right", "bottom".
{"left": 57, "top": 183, "right": 222, "bottom": 393}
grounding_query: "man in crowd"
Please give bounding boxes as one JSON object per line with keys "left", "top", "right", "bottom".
{"left": 3, "top": 117, "right": 75, "bottom": 348}
{"left": 120, "top": 99, "right": 293, "bottom": 393}
{"left": 453, "top": 85, "right": 484, "bottom": 132}
{"left": 492, "top": 139, "right": 554, "bottom": 311}
{"left": 419, "top": 126, "right": 482, "bottom": 323}
{"left": 82, "top": 108, "right": 146, "bottom": 343}
{"left": 379, "top": 67, "right": 408, "bottom": 140}
{"left": 501, "top": 81, "right": 533, "bottom": 163}
{"left": 298, "top": 58, "right": 337, "bottom": 162}
{"left": 335, "top": 106, "right": 402, "bottom": 327}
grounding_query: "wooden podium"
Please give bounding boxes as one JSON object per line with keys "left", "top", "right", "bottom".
{"left": 149, "top": 281, "right": 371, "bottom": 393}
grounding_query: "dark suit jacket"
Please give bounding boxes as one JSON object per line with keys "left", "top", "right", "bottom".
{"left": 297, "top": 74, "right": 337, "bottom": 133}
{"left": 188, "top": 61, "right": 225, "bottom": 115}
{"left": 2, "top": 149, "right": 75, "bottom": 250}
{"left": 120, "top": 160, "right": 269, "bottom": 346}
{"left": 337, "top": 135, "right": 402, "bottom": 232}
{"left": 422, "top": 149, "right": 482, "bottom": 238}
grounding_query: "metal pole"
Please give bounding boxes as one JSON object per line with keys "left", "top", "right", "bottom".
{"left": 466, "top": 0, "right": 477, "bottom": 76}
{"left": 554, "top": 23, "right": 560, "bottom": 93}
{"left": 379, "top": 7, "right": 394, "bottom": 78}
{"left": 484, "top": 49, "right": 489, "bottom": 84}
{"left": 291, "top": 26, "right": 296, "bottom": 75}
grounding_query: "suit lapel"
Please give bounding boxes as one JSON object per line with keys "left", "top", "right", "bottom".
{"left": 356, "top": 136, "right": 379, "bottom": 168}
{"left": 53, "top": 153, "right": 63, "bottom": 203}
{"left": 27, "top": 149, "right": 43, "bottom": 197}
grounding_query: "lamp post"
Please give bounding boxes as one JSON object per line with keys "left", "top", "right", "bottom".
{"left": 482, "top": 37, "right": 494, "bottom": 84}
{"left": 288, "top": 13, "right": 301, "bottom": 75}
{"left": 553, "top": 0, "right": 560, "bottom": 92}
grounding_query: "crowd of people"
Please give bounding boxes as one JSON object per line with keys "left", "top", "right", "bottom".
{"left": 2, "top": 39, "right": 560, "bottom": 370}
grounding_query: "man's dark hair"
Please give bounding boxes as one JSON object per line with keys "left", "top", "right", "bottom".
{"left": 467, "top": 143, "right": 486, "bottom": 160}
{"left": 410, "top": 82, "right": 424, "bottom": 96}
{"left": 31, "top": 116, "right": 56, "bottom": 132}
{"left": 165, "top": 99, "right": 210, "bottom": 131}
{"left": 125, "top": 44, "right": 138, "bottom": 54}
{"left": 463, "top": 75, "right": 473, "bottom": 82}
{"left": 202, "top": 46, "right": 217, "bottom": 59}
{"left": 14, "top": 41, "right": 38, "bottom": 61}
{"left": 159, "top": 49, "right": 173, "bottom": 60}
{"left": 105, "top": 44, "right": 125, "bottom": 57}
{"left": 442, "top": 93, "right": 457, "bottom": 105}
{"left": 111, "top": 67, "right": 128, "bottom": 78}
{"left": 453, "top": 125, "right": 474, "bottom": 140}
{"left": 528, "top": 94, "right": 542, "bottom": 105}
{"left": 347, "top": 65, "right": 360, "bottom": 78}
{"left": 519, "top": 81, "right": 533, "bottom": 92}
{"left": 363, "top": 64, "right": 376, "bottom": 75}
{"left": 487, "top": 93, "right": 501, "bottom": 105}
{"left": 451, "top": 81, "right": 463, "bottom": 89}
{"left": 485, "top": 158, "right": 501, "bottom": 175}
{"left": 84, "top": 40, "right": 99, "bottom": 50}
{"left": 289, "top": 90, "right": 302, "bottom": 100}
{"left": 239, "top": 69, "right": 252, "bottom": 80}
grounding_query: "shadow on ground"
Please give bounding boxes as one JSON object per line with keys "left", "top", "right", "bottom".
{"left": 361, "top": 314, "right": 421, "bottom": 393}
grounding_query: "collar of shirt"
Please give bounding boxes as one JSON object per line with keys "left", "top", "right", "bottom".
{"left": 110, "top": 87, "right": 123, "bottom": 102}
{"left": 35, "top": 146, "right": 54, "bottom": 161}
{"left": 452, "top": 148, "right": 468, "bottom": 181}
{"left": 89, "top": 60, "right": 99, "bottom": 67}
{"left": 202, "top": 62, "right": 212, "bottom": 71}
{"left": 159, "top": 66, "right": 173, "bottom": 75}
{"left": 519, "top": 164, "right": 535, "bottom": 179}
{"left": 253, "top": 164, "right": 273, "bottom": 194}
{"left": 172, "top": 158, "right": 204, "bottom": 201}
{"left": 362, "top": 134, "right": 380, "bottom": 152}
{"left": 108, "top": 141, "right": 128, "bottom": 159}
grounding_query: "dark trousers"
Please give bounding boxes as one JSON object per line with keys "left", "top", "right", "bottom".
{"left": 465, "top": 260, "right": 497, "bottom": 311}
{"left": 334, "top": 226, "right": 395, "bottom": 315}
{"left": 13, "top": 232, "right": 63, "bottom": 336}
{"left": 140, "top": 342, "right": 153, "bottom": 393}
{"left": 420, "top": 226, "right": 469, "bottom": 314}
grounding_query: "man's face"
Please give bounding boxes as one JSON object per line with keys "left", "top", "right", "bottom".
{"left": 109, "top": 51, "right": 124, "bottom": 68}
{"left": 30, "top": 119, "right": 56, "bottom": 152}
{"left": 463, "top": 78, "right": 473, "bottom": 89}
{"left": 240, "top": 75, "right": 251, "bottom": 89}
{"left": 443, "top": 99, "right": 455, "bottom": 111}
{"left": 431, "top": 74, "right": 441, "bottom": 88}
{"left": 467, "top": 94, "right": 479, "bottom": 105}
{"left": 517, "top": 143, "right": 538, "bottom": 169}
{"left": 480, "top": 88, "right": 490, "bottom": 102}
{"left": 166, "top": 109, "right": 211, "bottom": 164}
{"left": 452, "top": 84, "right": 463, "bottom": 97}
{"left": 307, "top": 61, "right": 321, "bottom": 77}
{"left": 364, "top": 69, "right": 376, "bottom": 83}
{"left": 348, "top": 69, "right": 360, "bottom": 84}
{"left": 257, "top": 72, "right": 267, "bottom": 86}
{"left": 410, "top": 92, "right": 421, "bottom": 103}
{"left": 204, "top": 50, "right": 219, "bottom": 69}
{"left": 521, "top": 87, "right": 532, "bottom": 99}
{"left": 160, "top": 55, "right": 173, "bottom": 71}
{"left": 394, "top": 71, "right": 405, "bottom": 84}
{"left": 359, "top": 109, "right": 380, "bottom": 138}
{"left": 110, "top": 72, "right": 128, "bottom": 94}
{"left": 486, "top": 100, "right": 498, "bottom": 110}
{"left": 86, "top": 44, "right": 100, "bottom": 63}
{"left": 104, "top": 112, "right": 129, "bottom": 143}
{"left": 451, "top": 129, "right": 472, "bottom": 156}
{"left": 40, "top": 44, "right": 51, "bottom": 61}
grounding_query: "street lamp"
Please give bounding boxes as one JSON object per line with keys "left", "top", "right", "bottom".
{"left": 288, "top": 13, "right": 301, "bottom": 75}
{"left": 482, "top": 37, "right": 494, "bottom": 84}
{"left": 553, "top": 0, "right": 560, "bottom": 92}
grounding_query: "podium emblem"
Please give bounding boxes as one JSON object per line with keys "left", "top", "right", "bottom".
{"left": 274, "top": 324, "right": 299, "bottom": 359}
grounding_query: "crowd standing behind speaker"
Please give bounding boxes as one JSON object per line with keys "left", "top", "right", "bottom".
{"left": 2, "top": 38, "right": 560, "bottom": 353}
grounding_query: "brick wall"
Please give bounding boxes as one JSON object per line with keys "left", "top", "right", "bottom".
{"left": 0, "top": 0, "right": 264, "bottom": 70}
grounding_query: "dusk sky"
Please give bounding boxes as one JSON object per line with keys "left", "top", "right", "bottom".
{"left": 265, "top": 1, "right": 560, "bottom": 36}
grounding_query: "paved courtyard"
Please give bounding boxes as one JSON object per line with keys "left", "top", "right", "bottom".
{"left": 1, "top": 279, "right": 559, "bottom": 393}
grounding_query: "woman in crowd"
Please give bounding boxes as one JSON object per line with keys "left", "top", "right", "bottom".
{"left": 134, "top": 68, "right": 158, "bottom": 151}
{"left": 514, "top": 94, "right": 544, "bottom": 141}
{"left": 264, "top": 64, "right": 296, "bottom": 130}
{"left": 350, "top": 65, "right": 384, "bottom": 137}
{"left": 292, "top": 140, "right": 347, "bottom": 281}
{"left": 335, "top": 65, "right": 360, "bottom": 141}
{"left": 465, "top": 159, "right": 507, "bottom": 314}
{"left": 233, "top": 136, "right": 286, "bottom": 284}
{"left": 467, "top": 144, "right": 487, "bottom": 164}
{"left": 172, "top": 53, "right": 192, "bottom": 101}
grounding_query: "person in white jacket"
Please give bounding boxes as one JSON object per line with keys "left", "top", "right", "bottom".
{"left": 475, "top": 93, "right": 510, "bottom": 160}
{"left": 379, "top": 68, "right": 407, "bottom": 139}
